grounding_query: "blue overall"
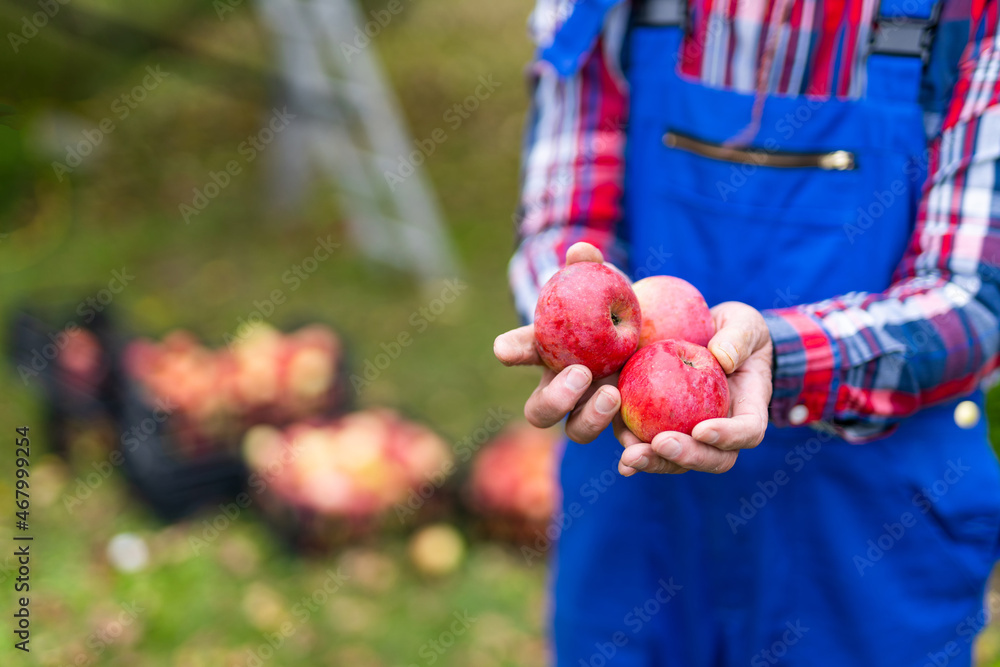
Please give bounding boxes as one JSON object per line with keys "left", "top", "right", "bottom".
{"left": 540, "top": 2, "right": 1000, "bottom": 665}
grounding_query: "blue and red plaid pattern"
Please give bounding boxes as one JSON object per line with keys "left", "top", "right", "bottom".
{"left": 510, "top": 0, "right": 1000, "bottom": 440}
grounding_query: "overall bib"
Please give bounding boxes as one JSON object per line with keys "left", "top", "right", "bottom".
{"left": 540, "top": 1, "right": 1000, "bottom": 664}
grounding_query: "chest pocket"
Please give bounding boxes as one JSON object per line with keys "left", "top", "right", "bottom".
{"left": 621, "top": 0, "right": 937, "bottom": 307}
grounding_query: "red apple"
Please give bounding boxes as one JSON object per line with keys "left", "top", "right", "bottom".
{"left": 618, "top": 339, "right": 729, "bottom": 441}
{"left": 468, "top": 422, "right": 558, "bottom": 520}
{"left": 632, "top": 276, "right": 714, "bottom": 348}
{"left": 534, "top": 262, "right": 641, "bottom": 378}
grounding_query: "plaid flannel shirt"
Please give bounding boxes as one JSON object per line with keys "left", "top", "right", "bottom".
{"left": 510, "top": 0, "right": 1000, "bottom": 441}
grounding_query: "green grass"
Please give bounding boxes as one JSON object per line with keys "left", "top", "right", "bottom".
{"left": 0, "top": 0, "right": 545, "bottom": 664}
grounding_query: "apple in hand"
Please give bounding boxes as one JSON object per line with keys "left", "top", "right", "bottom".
{"left": 534, "top": 262, "right": 641, "bottom": 379}
{"left": 632, "top": 276, "right": 714, "bottom": 348}
{"left": 618, "top": 339, "right": 729, "bottom": 441}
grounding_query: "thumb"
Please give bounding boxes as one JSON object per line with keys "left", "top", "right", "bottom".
{"left": 707, "top": 304, "right": 768, "bottom": 374}
{"left": 565, "top": 242, "right": 604, "bottom": 265}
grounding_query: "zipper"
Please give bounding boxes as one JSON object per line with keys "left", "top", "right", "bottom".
{"left": 663, "top": 131, "right": 856, "bottom": 171}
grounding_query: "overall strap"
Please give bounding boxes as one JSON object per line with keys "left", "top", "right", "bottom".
{"left": 866, "top": 0, "right": 942, "bottom": 102}
{"left": 537, "top": 0, "right": 625, "bottom": 76}
{"left": 631, "top": 0, "right": 687, "bottom": 28}
{"left": 627, "top": 0, "right": 687, "bottom": 71}
{"left": 629, "top": 0, "right": 940, "bottom": 104}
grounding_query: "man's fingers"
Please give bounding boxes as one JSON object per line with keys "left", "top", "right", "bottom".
{"left": 565, "top": 385, "right": 621, "bottom": 444}
{"left": 612, "top": 413, "right": 643, "bottom": 448}
{"left": 566, "top": 242, "right": 604, "bottom": 265}
{"left": 691, "top": 411, "right": 768, "bottom": 451}
{"left": 494, "top": 325, "right": 541, "bottom": 366}
{"left": 707, "top": 325, "right": 755, "bottom": 374}
{"left": 618, "top": 461, "right": 639, "bottom": 477}
{"left": 620, "top": 443, "right": 687, "bottom": 475}
{"left": 692, "top": 367, "right": 770, "bottom": 449}
{"left": 707, "top": 302, "right": 768, "bottom": 374}
{"left": 525, "top": 365, "right": 592, "bottom": 428}
{"left": 650, "top": 432, "right": 739, "bottom": 474}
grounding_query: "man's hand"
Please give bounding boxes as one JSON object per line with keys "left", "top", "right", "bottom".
{"left": 493, "top": 242, "right": 623, "bottom": 444}
{"left": 617, "top": 301, "right": 773, "bottom": 476}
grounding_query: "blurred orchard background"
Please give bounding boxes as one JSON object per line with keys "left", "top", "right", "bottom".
{"left": 3, "top": 0, "right": 1000, "bottom": 666}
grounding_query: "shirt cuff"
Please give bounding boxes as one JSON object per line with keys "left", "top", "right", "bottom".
{"left": 762, "top": 308, "right": 841, "bottom": 428}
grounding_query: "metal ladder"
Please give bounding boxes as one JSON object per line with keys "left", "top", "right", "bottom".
{"left": 258, "top": 0, "right": 460, "bottom": 281}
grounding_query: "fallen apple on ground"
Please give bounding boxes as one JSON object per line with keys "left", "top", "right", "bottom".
{"left": 632, "top": 275, "right": 714, "bottom": 348}
{"left": 618, "top": 339, "right": 729, "bottom": 442}
{"left": 533, "top": 262, "right": 641, "bottom": 379}
{"left": 408, "top": 524, "right": 465, "bottom": 577}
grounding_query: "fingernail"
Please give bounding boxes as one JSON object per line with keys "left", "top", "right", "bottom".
{"left": 595, "top": 389, "right": 618, "bottom": 414}
{"left": 566, "top": 367, "right": 590, "bottom": 392}
{"left": 718, "top": 342, "right": 738, "bottom": 368}
{"left": 700, "top": 429, "right": 719, "bottom": 444}
{"left": 632, "top": 455, "right": 650, "bottom": 470}
{"left": 657, "top": 438, "right": 681, "bottom": 459}
{"left": 493, "top": 336, "right": 512, "bottom": 359}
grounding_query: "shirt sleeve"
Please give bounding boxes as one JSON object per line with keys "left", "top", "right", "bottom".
{"left": 509, "top": 0, "right": 630, "bottom": 323}
{"left": 764, "top": 5, "right": 1000, "bottom": 441}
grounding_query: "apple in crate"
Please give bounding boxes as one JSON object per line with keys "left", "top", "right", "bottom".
{"left": 468, "top": 422, "right": 558, "bottom": 541}
{"left": 57, "top": 327, "right": 105, "bottom": 389}
{"left": 533, "top": 262, "right": 640, "bottom": 379}
{"left": 227, "top": 325, "right": 283, "bottom": 408}
{"left": 242, "top": 409, "right": 453, "bottom": 528}
{"left": 618, "top": 339, "right": 729, "bottom": 442}
{"left": 632, "top": 275, "right": 714, "bottom": 348}
{"left": 285, "top": 325, "right": 340, "bottom": 403}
